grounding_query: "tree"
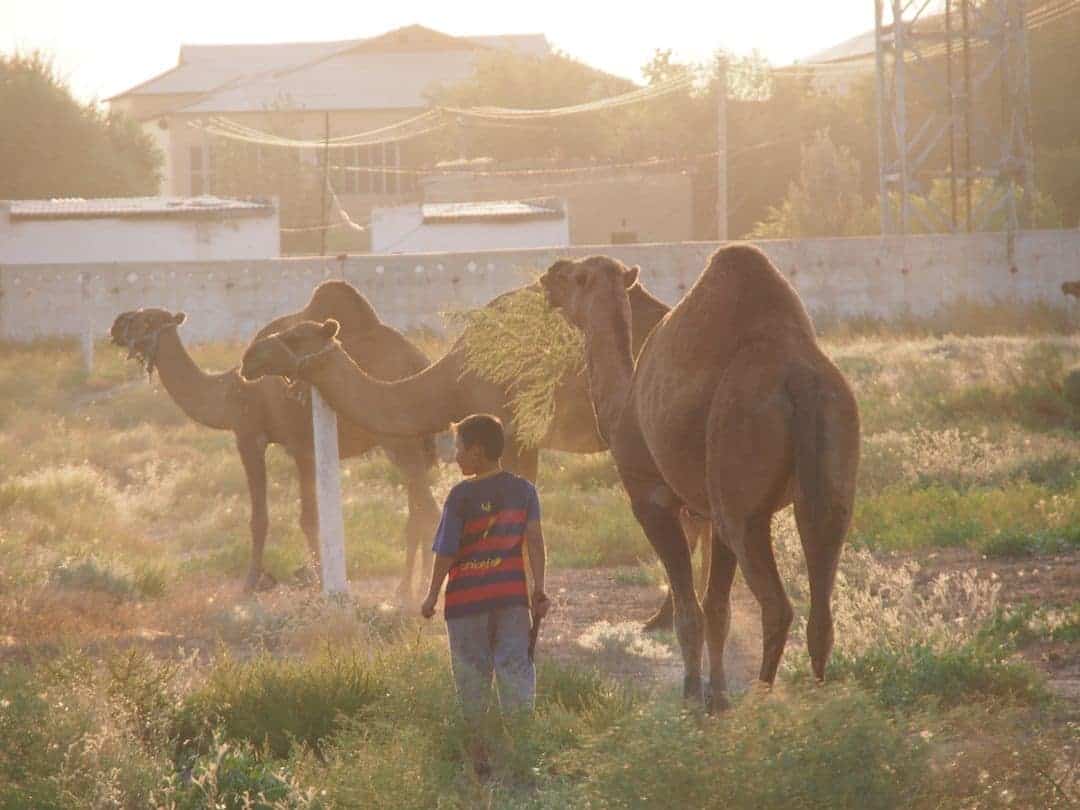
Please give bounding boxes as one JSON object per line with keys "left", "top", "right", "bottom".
{"left": 429, "top": 49, "right": 636, "bottom": 163}
{"left": 0, "top": 52, "right": 161, "bottom": 198}
{"left": 748, "top": 129, "right": 877, "bottom": 238}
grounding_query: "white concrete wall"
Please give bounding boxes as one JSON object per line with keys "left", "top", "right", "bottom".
{"left": 371, "top": 204, "right": 570, "bottom": 254}
{"left": 2, "top": 230, "right": 1078, "bottom": 345}
{"left": 0, "top": 207, "right": 279, "bottom": 265}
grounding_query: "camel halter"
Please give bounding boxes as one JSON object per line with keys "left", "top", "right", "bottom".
{"left": 265, "top": 333, "right": 338, "bottom": 388}
{"left": 121, "top": 321, "right": 177, "bottom": 380}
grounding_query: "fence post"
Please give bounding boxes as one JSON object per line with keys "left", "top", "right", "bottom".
{"left": 80, "top": 272, "right": 93, "bottom": 374}
{"left": 311, "top": 388, "right": 348, "bottom": 595}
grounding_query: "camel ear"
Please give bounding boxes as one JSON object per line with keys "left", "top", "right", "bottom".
{"left": 622, "top": 265, "right": 640, "bottom": 288}
{"left": 173, "top": 312, "right": 187, "bottom": 325}
{"left": 321, "top": 319, "right": 340, "bottom": 339}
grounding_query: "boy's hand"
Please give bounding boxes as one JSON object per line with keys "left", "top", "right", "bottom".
{"left": 532, "top": 591, "right": 551, "bottom": 620}
{"left": 420, "top": 593, "right": 438, "bottom": 619}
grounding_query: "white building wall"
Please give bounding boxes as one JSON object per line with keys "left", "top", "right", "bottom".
{"left": 0, "top": 209, "right": 279, "bottom": 264}
{"left": 371, "top": 204, "right": 570, "bottom": 254}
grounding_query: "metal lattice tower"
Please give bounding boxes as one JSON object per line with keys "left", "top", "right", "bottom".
{"left": 875, "top": 0, "right": 1034, "bottom": 236}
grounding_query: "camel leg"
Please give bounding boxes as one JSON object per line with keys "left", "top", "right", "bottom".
{"left": 399, "top": 474, "right": 440, "bottom": 599}
{"left": 629, "top": 495, "right": 704, "bottom": 701}
{"left": 794, "top": 500, "right": 845, "bottom": 682}
{"left": 644, "top": 510, "right": 710, "bottom": 632}
{"left": 726, "top": 513, "right": 793, "bottom": 686}
{"left": 295, "top": 454, "right": 321, "bottom": 585}
{"left": 701, "top": 535, "right": 738, "bottom": 712}
{"left": 238, "top": 434, "right": 270, "bottom": 591}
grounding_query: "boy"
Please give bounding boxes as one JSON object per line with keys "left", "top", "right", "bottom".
{"left": 420, "top": 414, "right": 550, "bottom": 766}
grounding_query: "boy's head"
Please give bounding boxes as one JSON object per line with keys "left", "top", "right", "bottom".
{"left": 453, "top": 413, "right": 504, "bottom": 475}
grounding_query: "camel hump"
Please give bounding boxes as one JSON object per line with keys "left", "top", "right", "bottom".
{"left": 668, "top": 244, "right": 815, "bottom": 353}
{"left": 306, "top": 280, "right": 381, "bottom": 329}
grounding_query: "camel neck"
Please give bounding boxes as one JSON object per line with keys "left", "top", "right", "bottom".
{"left": 302, "top": 342, "right": 468, "bottom": 438}
{"left": 581, "top": 295, "right": 636, "bottom": 445}
{"left": 153, "top": 328, "right": 241, "bottom": 431}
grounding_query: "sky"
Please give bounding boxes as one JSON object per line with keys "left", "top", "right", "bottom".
{"left": 1, "top": 0, "right": 876, "bottom": 103}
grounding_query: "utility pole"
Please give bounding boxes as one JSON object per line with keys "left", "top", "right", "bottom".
{"left": 716, "top": 56, "right": 728, "bottom": 242}
{"left": 319, "top": 111, "right": 330, "bottom": 257}
{"left": 874, "top": 0, "right": 1034, "bottom": 235}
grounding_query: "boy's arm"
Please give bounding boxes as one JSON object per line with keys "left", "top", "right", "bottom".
{"left": 524, "top": 519, "right": 549, "bottom": 618}
{"left": 420, "top": 554, "right": 456, "bottom": 619}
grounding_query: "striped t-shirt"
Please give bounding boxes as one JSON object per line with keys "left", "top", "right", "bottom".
{"left": 432, "top": 471, "right": 540, "bottom": 619}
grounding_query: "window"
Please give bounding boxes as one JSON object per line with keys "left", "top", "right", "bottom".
{"left": 189, "top": 143, "right": 215, "bottom": 196}
{"left": 331, "top": 142, "right": 410, "bottom": 196}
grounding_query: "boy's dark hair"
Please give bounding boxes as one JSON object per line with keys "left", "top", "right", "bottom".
{"left": 454, "top": 413, "right": 505, "bottom": 460}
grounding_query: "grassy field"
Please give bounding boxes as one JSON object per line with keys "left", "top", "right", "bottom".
{"left": 1, "top": 323, "right": 1078, "bottom": 808}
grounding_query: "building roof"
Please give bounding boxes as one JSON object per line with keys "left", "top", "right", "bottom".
{"left": 800, "top": 29, "right": 878, "bottom": 65}
{"left": 421, "top": 199, "right": 565, "bottom": 224}
{"left": 6, "top": 196, "right": 275, "bottom": 221}
{"left": 110, "top": 27, "right": 550, "bottom": 104}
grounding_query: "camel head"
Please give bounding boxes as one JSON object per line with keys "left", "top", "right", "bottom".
{"left": 241, "top": 319, "right": 340, "bottom": 382}
{"left": 1062, "top": 280, "right": 1080, "bottom": 299}
{"left": 110, "top": 308, "right": 186, "bottom": 378}
{"left": 538, "top": 256, "right": 640, "bottom": 329}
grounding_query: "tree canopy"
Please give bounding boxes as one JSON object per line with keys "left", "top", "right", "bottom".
{"left": 0, "top": 52, "right": 161, "bottom": 199}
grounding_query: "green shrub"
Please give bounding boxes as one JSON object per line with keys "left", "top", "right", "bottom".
{"left": 50, "top": 555, "right": 166, "bottom": 600}
{"left": 828, "top": 642, "right": 1046, "bottom": 710}
{"left": 173, "top": 649, "right": 385, "bottom": 760}
{"left": 979, "top": 526, "right": 1080, "bottom": 558}
{"left": 574, "top": 688, "right": 929, "bottom": 810}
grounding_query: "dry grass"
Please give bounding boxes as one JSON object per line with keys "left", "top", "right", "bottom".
{"left": 0, "top": 328, "right": 1078, "bottom": 807}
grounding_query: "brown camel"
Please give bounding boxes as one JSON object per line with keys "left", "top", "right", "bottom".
{"left": 538, "top": 245, "right": 860, "bottom": 710}
{"left": 239, "top": 283, "right": 710, "bottom": 625}
{"left": 1062, "top": 281, "right": 1080, "bottom": 298}
{"left": 110, "top": 281, "right": 440, "bottom": 594}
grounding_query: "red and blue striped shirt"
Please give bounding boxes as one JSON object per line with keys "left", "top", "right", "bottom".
{"left": 433, "top": 472, "right": 540, "bottom": 619}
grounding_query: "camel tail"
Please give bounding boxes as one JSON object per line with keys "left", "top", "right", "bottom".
{"left": 787, "top": 364, "right": 858, "bottom": 547}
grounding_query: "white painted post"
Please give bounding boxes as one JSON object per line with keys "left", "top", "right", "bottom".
{"left": 80, "top": 273, "right": 93, "bottom": 375}
{"left": 311, "top": 388, "right": 348, "bottom": 595}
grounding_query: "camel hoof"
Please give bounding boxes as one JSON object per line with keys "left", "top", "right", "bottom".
{"left": 706, "top": 687, "right": 732, "bottom": 714}
{"left": 642, "top": 599, "right": 674, "bottom": 633}
{"left": 683, "top": 675, "right": 704, "bottom": 703}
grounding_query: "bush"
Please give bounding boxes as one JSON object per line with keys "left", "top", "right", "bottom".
{"left": 173, "top": 649, "right": 385, "bottom": 760}
{"left": 979, "top": 526, "right": 1080, "bottom": 558}
{"left": 828, "top": 642, "right": 1046, "bottom": 710}
{"left": 573, "top": 688, "right": 929, "bottom": 810}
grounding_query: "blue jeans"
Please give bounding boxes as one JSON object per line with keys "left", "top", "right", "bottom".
{"left": 446, "top": 605, "right": 535, "bottom": 717}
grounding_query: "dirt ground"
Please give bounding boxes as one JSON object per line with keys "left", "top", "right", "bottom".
{"left": 3, "top": 552, "right": 1076, "bottom": 711}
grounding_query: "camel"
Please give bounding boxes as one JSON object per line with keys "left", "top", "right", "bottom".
{"left": 239, "top": 283, "right": 710, "bottom": 626}
{"left": 110, "top": 280, "right": 440, "bottom": 594}
{"left": 537, "top": 245, "right": 860, "bottom": 711}
{"left": 1062, "top": 281, "right": 1080, "bottom": 298}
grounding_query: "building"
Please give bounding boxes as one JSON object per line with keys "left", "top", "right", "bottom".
{"left": 371, "top": 198, "right": 569, "bottom": 253}
{"left": 107, "top": 27, "right": 550, "bottom": 241}
{"left": 108, "top": 25, "right": 697, "bottom": 252}
{"left": 0, "top": 197, "right": 279, "bottom": 264}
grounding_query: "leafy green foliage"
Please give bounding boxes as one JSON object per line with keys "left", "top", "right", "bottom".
{"left": 0, "top": 52, "right": 160, "bottom": 198}
{"left": 173, "top": 650, "right": 384, "bottom": 760}
{"left": 828, "top": 643, "right": 1046, "bottom": 711}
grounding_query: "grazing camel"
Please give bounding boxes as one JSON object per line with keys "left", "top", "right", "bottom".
{"left": 538, "top": 245, "right": 860, "bottom": 710}
{"left": 239, "top": 284, "right": 710, "bottom": 626}
{"left": 110, "top": 281, "right": 440, "bottom": 594}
